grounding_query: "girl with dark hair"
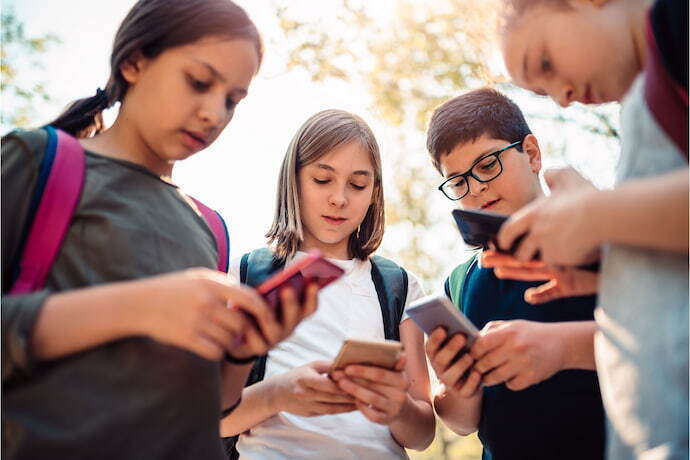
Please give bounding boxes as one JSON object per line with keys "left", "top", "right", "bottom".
{"left": 2, "top": 1, "right": 316, "bottom": 458}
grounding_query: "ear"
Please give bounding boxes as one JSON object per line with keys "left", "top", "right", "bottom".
{"left": 119, "top": 51, "right": 148, "bottom": 85}
{"left": 521, "top": 134, "right": 542, "bottom": 174}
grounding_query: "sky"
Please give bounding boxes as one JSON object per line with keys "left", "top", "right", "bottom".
{"left": 5, "top": 0, "right": 621, "bottom": 287}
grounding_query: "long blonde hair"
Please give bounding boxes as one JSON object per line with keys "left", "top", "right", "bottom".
{"left": 266, "top": 109, "right": 385, "bottom": 261}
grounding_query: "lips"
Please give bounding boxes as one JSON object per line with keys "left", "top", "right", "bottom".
{"left": 481, "top": 199, "right": 500, "bottom": 210}
{"left": 581, "top": 84, "right": 595, "bottom": 104}
{"left": 322, "top": 216, "right": 347, "bottom": 225}
{"left": 181, "top": 130, "right": 208, "bottom": 150}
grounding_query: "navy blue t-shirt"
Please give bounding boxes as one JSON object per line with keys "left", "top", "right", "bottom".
{"left": 454, "top": 262, "right": 605, "bottom": 460}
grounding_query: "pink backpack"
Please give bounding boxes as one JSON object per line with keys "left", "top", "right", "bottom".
{"left": 9, "top": 126, "right": 229, "bottom": 295}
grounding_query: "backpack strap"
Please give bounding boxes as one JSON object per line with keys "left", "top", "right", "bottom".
{"left": 239, "top": 248, "right": 285, "bottom": 386}
{"left": 9, "top": 127, "right": 85, "bottom": 295}
{"left": 224, "top": 248, "right": 285, "bottom": 459}
{"left": 189, "top": 198, "right": 230, "bottom": 273}
{"left": 446, "top": 253, "right": 479, "bottom": 312}
{"left": 369, "top": 255, "right": 408, "bottom": 341}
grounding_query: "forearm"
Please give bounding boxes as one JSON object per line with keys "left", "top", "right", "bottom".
{"left": 219, "top": 377, "right": 281, "bottom": 436}
{"left": 389, "top": 394, "right": 436, "bottom": 450}
{"left": 31, "top": 280, "right": 147, "bottom": 360}
{"left": 433, "top": 387, "right": 482, "bottom": 436}
{"left": 220, "top": 361, "right": 254, "bottom": 410}
{"left": 557, "top": 321, "right": 597, "bottom": 371}
{"left": 591, "top": 169, "right": 688, "bottom": 254}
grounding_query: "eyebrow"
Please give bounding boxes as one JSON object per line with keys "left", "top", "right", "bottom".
{"left": 191, "top": 58, "right": 248, "bottom": 97}
{"left": 315, "top": 163, "right": 372, "bottom": 177}
{"left": 445, "top": 146, "right": 503, "bottom": 178}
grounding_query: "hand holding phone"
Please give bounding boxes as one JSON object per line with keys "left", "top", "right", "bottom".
{"left": 330, "top": 339, "right": 410, "bottom": 425}
{"left": 452, "top": 208, "right": 517, "bottom": 252}
{"left": 452, "top": 209, "right": 599, "bottom": 271}
{"left": 256, "top": 249, "right": 344, "bottom": 311}
{"left": 407, "top": 295, "right": 479, "bottom": 348}
{"left": 330, "top": 339, "right": 404, "bottom": 373}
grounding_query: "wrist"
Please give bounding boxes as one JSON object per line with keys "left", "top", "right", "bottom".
{"left": 265, "top": 374, "right": 286, "bottom": 414}
{"left": 390, "top": 392, "right": 415, "bottom": 425}
{"left": 587, "top": 189, "right": 611, "bottom": 248}
{"left": 559, "top": 322, "right": 597, "bottom": 370}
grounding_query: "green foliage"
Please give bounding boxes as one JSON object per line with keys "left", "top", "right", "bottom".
{"left": 1, "top": 8, "right": 59, "bottom": 129}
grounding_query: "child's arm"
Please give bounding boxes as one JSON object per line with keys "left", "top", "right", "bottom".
{"left": 425, "top": 328, "right": 483, "bottom": 436}
{"left": 498, "top": 168, "right": 689, "bottom": 266}
{"left": 220, "top": 360, "right": 356, "bottom": 436}
{"left": 219, "top": 284, "right": 320, "bottom": 410}
{"left": 470, "top": 320, "right": 597, "bottom": 390}
{"left": 332, "top": 320, "right": 436, "bottom": 450}
{"left": 2, "top": 269, "right": 276, "bottom": 382}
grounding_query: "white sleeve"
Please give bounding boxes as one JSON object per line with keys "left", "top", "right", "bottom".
{"left": 400, "top": 269, "right": 426, "bottom": 324}
{"left": 228, "top": 255, "right": 243, "bottom": 282}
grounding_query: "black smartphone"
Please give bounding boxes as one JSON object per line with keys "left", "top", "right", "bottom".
{"left": 452, "top": 208, "right": 513, "bottom": 251}
{"left": 451, "top": 208, "right": 600, "bottom": 271}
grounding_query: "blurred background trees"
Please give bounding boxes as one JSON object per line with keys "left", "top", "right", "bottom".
{"left": 1, "top": 8, "right": 59, "bottom": 131}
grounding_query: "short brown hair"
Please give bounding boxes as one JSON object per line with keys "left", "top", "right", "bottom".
{"left": 266, "top": 109, "right": 385, "bottom": 261}
{"left": 426, "top": 87, "right": 531, "bottom": 173}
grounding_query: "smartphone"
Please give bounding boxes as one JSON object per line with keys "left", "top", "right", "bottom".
{"left": 452, "top": 208, "right": 513, "bottom": 251}
{"left": 407, "top": 295, "right": 479, "bottom": 348}
{"left": 330, "top": 339, "right": 404, "bottom": 373}
{"left": 451, "top": 208, "right": 600, "bottom": 271}
{"left": 257, "top": 249, "right": 345, "bottom": 310}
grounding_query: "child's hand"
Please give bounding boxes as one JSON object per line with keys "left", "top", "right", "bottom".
{"left": 271, "top": 361, "right": 356, "bottom": 417}
{"left": 482, "top": 250, "right": 599, "bottom": 304}
{"left": 470, "top": 320, "right": 565, "bottom": 391}
{"left": 425, "top": 328, "right": 482, "bottom": 398}
{"left": 497, "top": 168, "right": 601, "bottom": 266}
{"left": 331, "top": 356, "right": 411, "bottom": 425}
{"left": 229, "top": 283, "right": 319, "bottom": 359}
{"left": 136, "top": 268, "right": 263, "bottom": 361}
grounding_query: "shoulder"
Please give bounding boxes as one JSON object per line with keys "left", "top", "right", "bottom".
{"left": 447, "top": 252, "right": 479, "bottom": 282}
{"left": 369, "top": 255, "right": 426, "bottom": 305}
{"left": 2, "top": 128, "right": 49, "bottom": 165}
{"left": 445, "top": 251, "right": 480, "bottom": 305}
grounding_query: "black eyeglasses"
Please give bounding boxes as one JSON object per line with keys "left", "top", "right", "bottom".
{"left": 437, "top": 140, "right": 523, "bottom": 201}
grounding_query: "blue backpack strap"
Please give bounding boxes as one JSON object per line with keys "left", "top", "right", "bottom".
{"left": 370, "top": 255, "right": 408, "bottom": 341}
{"left": 224, "top": 248, "right": 285, "bottom": 460}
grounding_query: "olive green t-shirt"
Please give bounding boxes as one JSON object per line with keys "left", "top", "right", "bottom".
{"left": 2, "top": 129, "right": 226, "bottom": 459}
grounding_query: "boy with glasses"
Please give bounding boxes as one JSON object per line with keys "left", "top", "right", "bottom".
{"left": 423, "top": 87, "right": 605, "bottom": 460}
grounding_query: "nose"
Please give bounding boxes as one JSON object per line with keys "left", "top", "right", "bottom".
{"left": 328, "top": 185, "right": 348, "bottom": 208}
{"left": 555, "top": 83, "right": 575, "bottom": 108}
{"left": 198, "top": 93, "right": 228, "bottom": 128}
{"left": 467, "top": 176, "right": 488, "bottom": 197}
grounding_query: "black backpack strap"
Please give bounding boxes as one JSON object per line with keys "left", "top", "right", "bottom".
{"left": 369, "top": 255, "right": 408, "bottom": 341}
{"left": 224, "top": 248, "right": 285, "bottom": 459}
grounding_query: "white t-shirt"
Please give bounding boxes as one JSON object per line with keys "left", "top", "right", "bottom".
{"left": 232, "top": 251, "right": 425, "bottom": 460}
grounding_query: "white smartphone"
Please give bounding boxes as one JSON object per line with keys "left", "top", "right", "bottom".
{"left": 407, "top": 295, "right": 479, "bottom": 348}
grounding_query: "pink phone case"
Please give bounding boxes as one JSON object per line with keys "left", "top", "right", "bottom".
{"left": 257, "top": 249, "right": 344, "bottom": 309}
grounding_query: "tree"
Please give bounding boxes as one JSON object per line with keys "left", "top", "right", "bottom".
{"left": 1, "top": 8, "right": 59, "bottom": 131}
